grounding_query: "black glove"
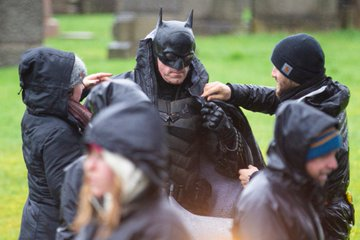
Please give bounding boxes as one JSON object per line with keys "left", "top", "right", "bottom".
{"left": 200, "top": 101, "right": 236, "bottom": 145}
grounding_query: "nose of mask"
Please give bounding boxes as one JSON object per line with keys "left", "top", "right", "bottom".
{"left": 170, "top": 58, "right": 186, "bottom": 70}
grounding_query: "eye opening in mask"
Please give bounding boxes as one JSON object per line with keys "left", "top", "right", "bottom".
{"left": 183, "top": 53, "right": 194, "bottom": 64}
{"left": 164, "top": 52, "right": 178, "bottom": 61}
{"left": 162, "top": 52, "right": 194, "bottom": 65}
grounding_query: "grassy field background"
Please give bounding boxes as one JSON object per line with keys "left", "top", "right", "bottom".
{"left": 0, "top": 14, "right": 359, "bottom": 239}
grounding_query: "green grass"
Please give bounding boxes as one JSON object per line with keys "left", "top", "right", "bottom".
{"left": 1, "top": 14, "right": 359, "bottom": 239}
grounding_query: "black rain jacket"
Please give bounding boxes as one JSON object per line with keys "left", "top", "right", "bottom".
{"left": 76, "top": 93, "right": 191, "bottom": 240}
{"left": 56, "top": 79, "right": 153, "bottom": 240}
{"left": 18, "top": 47, "right": 83, "bottom": 239}
{"left": 76, "top": 192, "right": 192, "bottom": 240}
{"left": 228, "top": 77, "right": 353, "bottom": 239}
{"left": 233, "top": 101, "right": 340, "bottom": 240}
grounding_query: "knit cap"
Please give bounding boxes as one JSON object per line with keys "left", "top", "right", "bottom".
{"left": 69, "top": 55, "right": 87, "bottom": 88}
{"left": 306, "top": 127, "right": 342, "bottom": 161}
{"left": 271, "top": 33, "right": 325, "bottom": 85}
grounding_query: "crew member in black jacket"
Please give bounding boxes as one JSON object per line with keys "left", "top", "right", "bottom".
{"left": 73, "top": 88, "right": 191, "bottom": 240}
{"left": 18, "top": 47, "right": 110, "bottom": 239}
{"left": 202, "top": 33, "right": 353, "bottom": 239}
{"left": 233, "top": 101, "right": 341, "bottom": 240}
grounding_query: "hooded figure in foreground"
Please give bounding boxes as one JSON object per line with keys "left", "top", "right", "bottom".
{"left": 72, "top": 84, "right": 191, "bottom": 239}
{"left": 56, "top": 79, "right": 150, "bottom": 240}
{"left": 233, "top": 101, "right": 342, "bottom": 240}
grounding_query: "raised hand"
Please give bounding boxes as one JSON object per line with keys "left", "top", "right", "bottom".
{"left": 201, "top": 81, "right": 232, "bottom": 101}
{"left": 82, "top": 72, "right": 113, "bottom": 89}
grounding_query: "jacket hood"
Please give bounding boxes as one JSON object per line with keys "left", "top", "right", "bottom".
{"left": 267, "top": 101, "right": 339, "bottom": 184}
{"left": 19, "top": 47, "right": 75, "bottom": 118}
{"left": 84, "top": 98, "right": 168, "bottom": 186}
{"left": 85, "top": 79, "right": 150, "bottom": 115}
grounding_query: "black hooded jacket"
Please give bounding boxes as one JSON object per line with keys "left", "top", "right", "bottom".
{"left": 233, "top": 101, "right": 340, "bottom": 240}
{"left": 56, "top": 79, "right": 154, "bottom": 240}
{"left": 18, "top": 47, "right": 83, "bottom": 240}
{"left": 228, "top": 78, "right": 352, "bottom": 239}
{"left": 75, "top": 91, "right": 191, "bottom": 240}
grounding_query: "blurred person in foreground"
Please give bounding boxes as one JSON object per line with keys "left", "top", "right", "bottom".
{"left": 72, "top": 91, "right": 192, "bottom": 240}
{"left": 56, "top": 79, "right": 151, "bottom": 240}
{"left": 113, "top": 8, "right": 265, "bottom": 217}
{"left": 18, "top": 47, "right": 111, "bottom": 239}
{"left": 233, "top": 101, "right": 341, "bottom": 240}
{"left": 202, "top": 33, "right": 353, "bottom": 239}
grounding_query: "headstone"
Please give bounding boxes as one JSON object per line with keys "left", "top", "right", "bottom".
{"left": 0, "top": 0, "right": 43, "bottom": 67}
{"left": 53, "top": 0, "right": 116, "bottom": 14}
{"left": 80, "top": 0, "right": 116, "bottom": 13}
{"left": 109, "top": 0, "right": 243, "bottom": 58}
{"left": 252, "top": 0, "right": 339, "bottom": 31}
{"left": 52, "top": 0, "right": 70, "bottom": 14}
{"left": 338, "top": 0, "right": 360, "bottom": 29}
{"left": 43, "top": 0, "right": 59, "bottom": 37}
{"left": 355, "top": 0, "right": 360, "bottom": 28}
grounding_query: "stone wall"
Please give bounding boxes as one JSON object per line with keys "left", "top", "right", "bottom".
{"left": 109, "top": 0, "right": 243, "bottom": 58}
{"left": 252, "top": 0, "right": 339, "bottom": 31}
{"left": 0, "top": 0, "right": 43, "bottom": 67}
{"left": 115, "top": 0, "right": 242, "bottom": 34}
{"left": 53, "top": 0, "right": 116, "bottom": 13}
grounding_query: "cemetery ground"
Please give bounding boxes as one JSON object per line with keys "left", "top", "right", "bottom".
{"left": 0, "top": 14, "right": 359, "bottom": 239}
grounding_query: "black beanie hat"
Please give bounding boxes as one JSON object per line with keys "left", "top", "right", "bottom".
{"left": 271, "top": 33, "right": 326, "bottom": 85}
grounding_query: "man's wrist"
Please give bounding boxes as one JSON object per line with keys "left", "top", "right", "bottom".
{"left": 226, "top": 83, "right": 235, "bottom": 103}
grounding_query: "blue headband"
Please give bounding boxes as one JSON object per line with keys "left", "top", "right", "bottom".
{"left": 306, "top": 128, "right": 342, "bottom": 161}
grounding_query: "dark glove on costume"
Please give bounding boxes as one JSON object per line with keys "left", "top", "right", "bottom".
{"left": 200, "top": 101, "right": 237, "bottom": 149}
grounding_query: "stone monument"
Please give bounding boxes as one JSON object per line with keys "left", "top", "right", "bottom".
{"left": 251, "top": 0, "right": 339, "bottom": 31}
{"left": 43, "top": 0, "right": 59, "bottom": 37}
{"left": 53, "top": 0, "right": 116, "bottom": 14}
{"left": 0, "top": 0, "right": 43, "bottom": 67}
{"left": 109, "top": 0, "right": 243, "bottom": 58}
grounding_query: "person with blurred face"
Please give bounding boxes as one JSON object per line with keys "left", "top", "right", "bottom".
{"left": 56, "top": 79, "right": 152, "bottom": 240}
{"left": 112, "top": 9, "right": 265, "bottom": 217}
{"left": 202, "top": 33, "right": 353, "bottom": 239}
{"left": 232, "top": 101, "right": 341, "bottom": 240}
{"left": 72, "top": 97, "right": 191, "bottom": 240}
{"left": 18, "top": 47, "right": 111, "bottom": 240}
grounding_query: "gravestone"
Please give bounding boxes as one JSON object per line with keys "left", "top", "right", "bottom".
{"left": 109, "top": 0, "right": 242, "bottom": 58}
{"left": 252, "top": 0, "right": 339, "bottom": 31}
{"left": 81, "top": 0, "right": 116, "bottom": 13}
{"left": 43, "top": 0, "right": 59, "bottom": 37}
{"left": 338, "top": 0, "right": 360, "bottom": 29}
{"left": 53, "top": 0, "right": 116, "bottom": 14}
{"left": 0, "top": 0, "right": 43, "bottom": 67}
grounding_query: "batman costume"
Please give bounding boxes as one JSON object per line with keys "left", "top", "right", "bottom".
{"left": 113, "top": 9, "right": 264, "bottom": 217}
